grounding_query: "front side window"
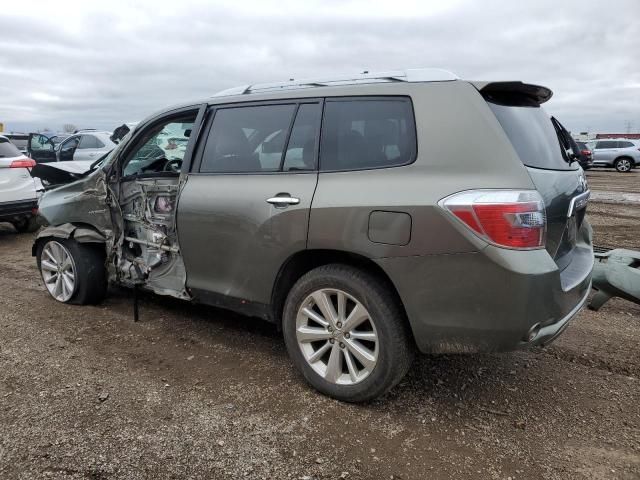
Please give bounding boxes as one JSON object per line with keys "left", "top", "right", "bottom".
{"left": 319, "top": 98, "right": 416, "bottom": 171}
{"left": 618, "top": 141, "right": 634, "bottom": 148}
{"left": 59, "top": 136, "right": 80, "bottom": 161}
{"left": 61, "top": 136, "right": 80, "bottom": 150}
{"left": 596, "top": 141, "right": 616, "bottom": 149}
{"left": 200, "top": 104, "right": 296, "bottom": 173}
{"left": 122, "top": 115, "right": 195, "bottom": 177}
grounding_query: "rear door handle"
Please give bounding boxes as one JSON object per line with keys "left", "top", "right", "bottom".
{"left": 267, "top": 195, "right": 300, "bottom": 206}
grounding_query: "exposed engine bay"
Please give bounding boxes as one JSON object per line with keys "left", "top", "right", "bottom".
{"left": 115, "top": 177, "right": 189, "bottom": 299}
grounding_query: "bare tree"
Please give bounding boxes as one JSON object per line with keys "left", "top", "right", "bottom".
{"left": 62, "top": 124, "right": 78, "bottom": 133}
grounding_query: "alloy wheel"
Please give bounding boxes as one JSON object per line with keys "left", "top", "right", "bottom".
{"left": 617, "top": 159, "right": 631, "bottom": 172}
{"left": 40, "top": 241, "right": 76, "bottom": 302}
{"left": 296, "top": 288, "right": 379, "bottom": 385}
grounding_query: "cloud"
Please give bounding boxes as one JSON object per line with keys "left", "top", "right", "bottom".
{"left": 0, "top": 0, "right": 638, "bottom": 133}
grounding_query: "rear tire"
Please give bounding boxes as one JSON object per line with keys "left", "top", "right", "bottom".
{"left": 282, "top": 264, "right": 414, "bottom": 402}
{"left": 614, "top": 157, "right": 632, "bottom": 173}
{"left": 12, "top": 216, "right": 40, "bottom": 233}
{"left": 36, "top": 237, "right": 107, "bottom": 305}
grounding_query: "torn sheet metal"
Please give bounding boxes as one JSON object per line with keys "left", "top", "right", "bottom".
{"left": 589, "top": 249, "right": 640, "bottom": 310}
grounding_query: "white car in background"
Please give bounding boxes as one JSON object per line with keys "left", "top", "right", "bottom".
{"left": 0, "top": 135, "right": 39, "bottom": 232}
{"left": 28, "top": 131, "right": 116, "bottom": 163}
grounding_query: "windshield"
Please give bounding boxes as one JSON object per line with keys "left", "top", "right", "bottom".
{"left": 488, "top": 103, "right": 578, "bottom": 171}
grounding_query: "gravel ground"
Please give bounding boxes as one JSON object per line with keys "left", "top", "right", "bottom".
{"left": 0, "top": 170, "right": 639, "bottom": 479}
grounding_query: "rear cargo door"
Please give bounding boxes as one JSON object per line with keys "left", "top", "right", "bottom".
{"left": 483, "top": 87, "right": 588, "bottom": 273}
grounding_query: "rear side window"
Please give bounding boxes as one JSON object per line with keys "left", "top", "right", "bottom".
{"left": 0, "top": 138, "right": 21, "bottom": 157}
{"left": 488, "top": 103, "right": 577, "bottom": 170}
{"left": 320, "top": 98, "right": 416, "bottom": 171}
{"left": 200, "top": 104, "right": 296, "bottom": 173}
{"left": 78, "top": 135, "right": 104, "bottom": 149}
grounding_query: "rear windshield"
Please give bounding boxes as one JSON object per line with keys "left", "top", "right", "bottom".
{"left": 0, "top": 138, "right": 22, "bottom": 158}
{"left": 488, "top": 103, "right": 577, "bottom": 171}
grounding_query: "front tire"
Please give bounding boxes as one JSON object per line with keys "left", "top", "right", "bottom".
{"left": 36, "top": 238, "right": 107, "bottom": 305}
{"left": 282, "top": 264, "right": 414, "bottom": 402}
{"left": 614, "top": 157, "right": 632, "bottom": 173}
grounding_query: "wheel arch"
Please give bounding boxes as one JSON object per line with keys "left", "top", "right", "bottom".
{"left": 32, "top": 222, "right": 106, "bottom": 256}
{"left": 271, "top": 249, "right": 411, "bottom": 334}
{"left": 614, "top": 155, "right": 635, "bottom": 166}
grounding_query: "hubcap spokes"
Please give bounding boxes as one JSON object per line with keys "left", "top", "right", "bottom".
{"left": 619, "top": 160, "right": 630, "bottom": 172}
{"left": 296, "top": 289, "right": 379, "bottom": 385}
{"left": 41, "top": 241, "right": 76, "bottom": 302}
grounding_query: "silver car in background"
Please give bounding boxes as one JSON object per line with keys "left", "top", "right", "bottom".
{"left": 589, "top": 139, "right": 640, "bottom": 172}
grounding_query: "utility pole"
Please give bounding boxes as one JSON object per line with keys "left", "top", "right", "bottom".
{"left": 624, "top": 120, "right": 633, "bottom": 135}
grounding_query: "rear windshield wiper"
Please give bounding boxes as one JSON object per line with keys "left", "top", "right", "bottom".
{"left": 550, "top": 116, "right": 578, "bottom": 164}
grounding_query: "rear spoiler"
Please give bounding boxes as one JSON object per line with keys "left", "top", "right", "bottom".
{"left": 471, "top": 81, "right": 553, "bottom": 106}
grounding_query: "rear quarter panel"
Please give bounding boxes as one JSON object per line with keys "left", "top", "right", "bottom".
{"left": 308, "top": 81, "right": 536, "bottom": 258}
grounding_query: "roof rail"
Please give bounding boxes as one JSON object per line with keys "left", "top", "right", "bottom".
{"left": 213, "top": 68, "right": 458, "bottom": 97}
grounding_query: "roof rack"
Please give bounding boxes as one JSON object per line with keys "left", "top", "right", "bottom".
{"left": 213, "top": 68, "right": 458, "bottom": 97}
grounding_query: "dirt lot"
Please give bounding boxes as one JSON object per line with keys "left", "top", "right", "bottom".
{"left": 1, "top": 170, "right": 639, "bottom": 480}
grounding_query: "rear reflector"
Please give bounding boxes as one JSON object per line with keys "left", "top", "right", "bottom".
{"left": 10, "top": 158, "right": 36, "bottom": 168}
{"left": 440, "top": 190, "right": 546, "bottom": 249}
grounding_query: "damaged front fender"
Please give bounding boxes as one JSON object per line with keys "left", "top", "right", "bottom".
{"left": 34, "top": 167, "right": 117, "bottom": 264}
{"left": 32, "top": 223, "right": 106, "bottom": 256}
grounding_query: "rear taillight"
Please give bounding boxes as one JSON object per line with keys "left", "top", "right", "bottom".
{"left": 580, "top": 149, "right": 591, "bottom": 156}
{"left": 10, "top": 158, "right": 36, "bottom": 168}
{"left": 440, "top": 190, "right": 546, "bottom": 249}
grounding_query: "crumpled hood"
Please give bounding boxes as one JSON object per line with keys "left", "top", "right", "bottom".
{"left": 30, "top": 161, "right": 94, "bottom": 186}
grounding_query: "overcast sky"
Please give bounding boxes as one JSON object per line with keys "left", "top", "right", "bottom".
{"left": 1, "top": 0, "right": 639, "bottom": 134}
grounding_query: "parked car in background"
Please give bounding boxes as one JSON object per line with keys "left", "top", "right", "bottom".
{"left": 576, "top": 141, "right": 593, "bottom": 169}
{"left": 0, "top": 135, "right": 39, "bottom": 232}
{"left": 1, "top": 133, "right": 29, "bottom": 154}
{"left": 28, "top": 131, "right": 115, "bottom": 164}
{"left": 589, "top": 139, "right": 639, "bottom": 172}
{"left": 31, "top": 69, "right": 593, "bottom": 402}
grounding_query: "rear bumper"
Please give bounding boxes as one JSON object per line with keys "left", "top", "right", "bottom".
{"left": 525, "top": 283, "right": 590, "bottom": 347}
{"left": 0, "top": 199, "right": 37, "bottom": 222}
{"left": 376, "top": 244, "right": 593, "bottom": 354}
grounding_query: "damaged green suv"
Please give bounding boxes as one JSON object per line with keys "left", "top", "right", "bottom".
{"left": 33, "top": 69, "right": 593, "bottom": 402}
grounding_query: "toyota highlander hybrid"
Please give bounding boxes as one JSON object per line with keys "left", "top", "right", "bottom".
{"left": 31, "top": 69, "right": 593, "bottom": 402}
